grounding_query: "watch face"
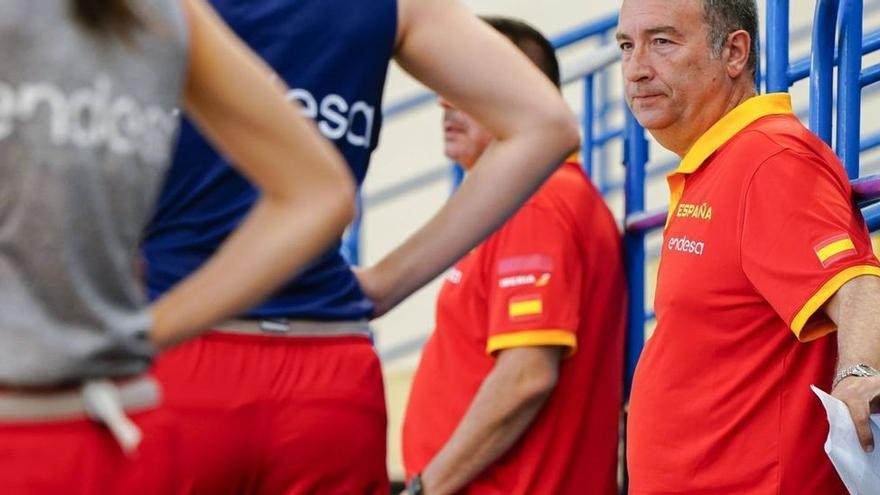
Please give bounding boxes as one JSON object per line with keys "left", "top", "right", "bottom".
{"left": 856, "top": 364, "right": 879, "bottom": 376}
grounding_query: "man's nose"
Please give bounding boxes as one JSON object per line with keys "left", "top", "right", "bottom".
{"left": 622, "top": 44, "right": 654, "bottom": 83}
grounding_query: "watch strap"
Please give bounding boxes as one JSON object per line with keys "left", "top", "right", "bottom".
{"left": 833, "top": 363, "right": 880, "bottom": 388}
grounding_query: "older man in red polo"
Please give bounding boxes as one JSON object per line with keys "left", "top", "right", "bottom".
{"left": 618, "top": 0, "right": 880, "bottom": 493}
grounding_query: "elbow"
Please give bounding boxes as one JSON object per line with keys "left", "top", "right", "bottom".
{"left": 542, "top": 104, "right": 581, "bottom": 160}
{"left": 284, "top": 162, "right": 356, "bottom": 234}
{"left": 313, "top": 147, "right": 357, "bottom": 229}
{"left": 324, "top": 173, "right": 357, "bottom": 231}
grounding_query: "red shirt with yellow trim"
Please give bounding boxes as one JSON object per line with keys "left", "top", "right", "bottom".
{"left": 628, "top": 94, "right": 880, "bottom": 495}
{"left": 402, "top": 161, "right": 625, "bottom": 495}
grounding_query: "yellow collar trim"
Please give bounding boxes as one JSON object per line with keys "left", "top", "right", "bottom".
{"left": 675, "top": 93, "right": 794, "bottom": 175}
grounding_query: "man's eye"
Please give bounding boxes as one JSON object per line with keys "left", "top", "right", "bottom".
{"left": 653, "top": 38, "right": 671, "bottom": 46}
{"left": 619, "top": 42, "right": 633, "bottom": 51}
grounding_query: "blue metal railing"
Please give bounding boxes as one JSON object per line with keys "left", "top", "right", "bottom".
{"left": 837, "top": 0, "right": 865, "bottom": 175}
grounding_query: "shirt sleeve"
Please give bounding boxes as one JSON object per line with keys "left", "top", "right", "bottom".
{"left": 483, "top": 203, "right": 582, "bottom": 357}
{"left": 741, "top": 148, "right": 880, "bottom": 341}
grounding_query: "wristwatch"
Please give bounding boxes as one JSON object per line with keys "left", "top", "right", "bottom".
{"left": 833, "top": 363, "right": 880, "bottom": 388}
{"left": 406, "top": 473, "right": 424, "bottom": 495}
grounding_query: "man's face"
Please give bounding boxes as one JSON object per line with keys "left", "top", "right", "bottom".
{"left": 617, "top": 0, "right": 729, "bottom": 135}
{"left": 440, "top": 97, "right": 493, "bottom": 169}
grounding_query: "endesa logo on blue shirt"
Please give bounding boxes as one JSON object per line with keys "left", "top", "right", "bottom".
{"left": 287, "top": 88, "right": 375, "bottom": 150}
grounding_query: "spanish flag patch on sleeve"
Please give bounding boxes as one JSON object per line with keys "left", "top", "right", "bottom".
{"left": 509, "top": 294, "right": 543, "bottom": 320}
{"left": 814, "top": 233, "right": 856, "bottom": 268}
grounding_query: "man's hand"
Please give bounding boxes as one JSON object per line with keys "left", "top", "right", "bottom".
{"left": 831, "top": 375, "right": 880, "bottom": 452}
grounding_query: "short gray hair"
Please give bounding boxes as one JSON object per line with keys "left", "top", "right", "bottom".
{"left": 702, "top": 0, "right": 758, "bottom": 77}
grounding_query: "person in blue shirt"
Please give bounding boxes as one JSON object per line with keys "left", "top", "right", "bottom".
{"left": 146, "top": 0, "right": 579, "bottom": 493}
{"left": 0, "top": 0, "right": 353, "bottom": 492}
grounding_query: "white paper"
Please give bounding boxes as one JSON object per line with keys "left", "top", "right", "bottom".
{"left": 812, "top": 385, "right": 880, "bottom": 495}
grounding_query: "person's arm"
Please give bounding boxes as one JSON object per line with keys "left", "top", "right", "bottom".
{"left": 148, "top": 0, "right": 354, "bottom": 349}
{"left": 825, "top": 275, "right": 880, "bottom": 452}
{"left": 414, "top": 346, "right": 562, "bottom": 495}
{"left": 357, "top": 0, "right": 579, "bottom": 316}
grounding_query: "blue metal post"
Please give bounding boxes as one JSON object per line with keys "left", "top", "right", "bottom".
{"left": 755, "top": 28, "right": 764, "bottom": 92}
{"left": 766, "top": 0, "right": 790, "bottom": 92}
{"left": 450, "top": 163, "right": 464, "bottom": 192}
{"left": 837, "top": 0, "right": 864, "bottom": 178}
{"left": 623, "top": 108, "right": 649, "bottom": 396}
{"left": 597, "top": 31, "right": 613, "bottom": 194}
{"left": 582, "top": 74, "right": 595, "bottom": 178}
{"left": 811, "top": 0, "right": 841, "bottom": 143}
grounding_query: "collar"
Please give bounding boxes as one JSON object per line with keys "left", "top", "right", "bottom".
{"left": 664, "top": 93, "right": 794, "bottom": 227}
{"left": 674, "top": 93, "right": 794, "bottom": 176}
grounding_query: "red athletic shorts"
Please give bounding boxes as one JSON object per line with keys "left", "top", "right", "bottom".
{"left": 0, "top": 389, "right": 179, "bottom": 494}
{"left": 152, "top": 331, "right": 389, "bottom": 495}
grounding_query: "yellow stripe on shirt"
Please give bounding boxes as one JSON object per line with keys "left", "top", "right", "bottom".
{"left": 816, "top": 238, "right": 855, "bottom": 263}
{"left": 486, "top": 330, "right": 577, "bottom": 357}
{"left": 509, "top": 299, "right": 542, "bottom": 318}
{"left": 791, "top": 265, "right": 880, "bottom": 341}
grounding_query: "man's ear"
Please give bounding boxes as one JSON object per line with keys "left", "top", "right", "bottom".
{"left": 724, "top": 29, "right": 751, "bottom": 79}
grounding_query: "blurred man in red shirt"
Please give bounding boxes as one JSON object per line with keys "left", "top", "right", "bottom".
{"left": 399, "top": 17, "right": 626, "bottom": 495}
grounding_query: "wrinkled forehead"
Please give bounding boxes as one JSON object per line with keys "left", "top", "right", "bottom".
{"left": 617, "top": 0, "right": 706, "bottom": 39}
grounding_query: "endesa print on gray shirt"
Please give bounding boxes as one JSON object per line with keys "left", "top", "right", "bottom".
{"left": 0, "top": 0, "right": 188, "bottom": 386}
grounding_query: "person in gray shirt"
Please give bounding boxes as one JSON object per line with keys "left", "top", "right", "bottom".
{"left": 0, "top": 0, "right": 353, "bottom": 492}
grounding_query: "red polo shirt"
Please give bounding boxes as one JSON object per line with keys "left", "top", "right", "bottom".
{"left": 627, "top": 94, "right": 880, "bottom": 494}
{"left": 403, "top": 162, "right": 625, "bottom": 494}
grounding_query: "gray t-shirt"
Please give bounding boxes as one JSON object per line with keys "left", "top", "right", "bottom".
{"left": 0, "top": 0, "right": 188, "bottom": 386}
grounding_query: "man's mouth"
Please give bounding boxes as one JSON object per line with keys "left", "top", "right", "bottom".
{"left": 444, "top": 122, "right": 465, "bottom": 134}
{"left": 632, "top": 94, "right": 664, "bottom": 101}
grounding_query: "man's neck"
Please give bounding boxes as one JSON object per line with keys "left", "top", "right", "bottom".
{"left": 658, "top": 83, "right": 758, "bottom": 158}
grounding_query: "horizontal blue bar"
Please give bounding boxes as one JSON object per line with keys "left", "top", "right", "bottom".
{"left": 861, "top": 131, "right": 880, "bottom": 152}
{"left": 363, "top": 164, "right": 452, "bottom": 207}
{"left": 852, "top": 173, "right": 880, "bottom": 204}
{"left": 383, "top": 92, "right": 437, "bottom": 120}
{"left": 605, "top": 158, "right": 678, "bottom": 193}
{"left": 865, "top": 29, "right": 880, "bottom": 54}
{"left": 863, "top": 63, "right": 880, "bottom": 87}
{"left": 625, "top": 208, "right": 667, "bottom": 234}
{"left": 864, "top": 202, "right": 880, "bottom": 231}
{"left": 552, "top": 14, "right": 618, "bottom": 49}
{"left": 594, "top": 128, "right": 625, "bottom": 146}
{"left": 789, "top": 59, "right": 811, "bottom": 83}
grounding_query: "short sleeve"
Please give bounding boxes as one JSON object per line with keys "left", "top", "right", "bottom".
{"left": 741, "top": 149, "right": 880, "bottom": 341}
{"left": 483, "top": 204, "right": 582, "bottom": 357}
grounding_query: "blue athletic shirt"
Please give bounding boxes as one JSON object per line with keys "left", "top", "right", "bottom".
{"left": 143, "top": 0, "right": 397, "bottom": 320}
